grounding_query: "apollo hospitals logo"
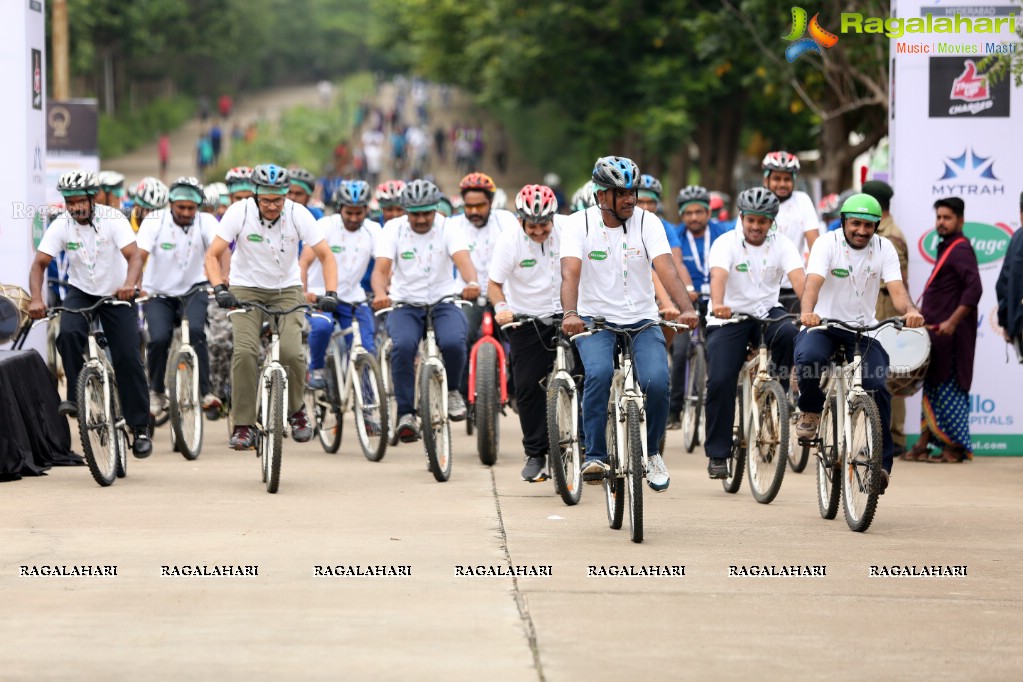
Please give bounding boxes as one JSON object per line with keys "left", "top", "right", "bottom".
{"left": 783, "top": 7, "right": 839, "bottom": 62}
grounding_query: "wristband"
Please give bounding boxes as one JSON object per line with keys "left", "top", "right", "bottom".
{"left": 685, "top": 285, "right": 695, "bottom": 293}
{"left": 467, "top": 281, "right": 479, "bottom": 288}
{"left": 563, "top": 309, "right": 579, "bottom": 318}
{"left": 494, "top": 301, "right": 510, "bottom": 314}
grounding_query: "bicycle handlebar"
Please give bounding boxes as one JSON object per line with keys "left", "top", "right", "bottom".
{"left": 719, "top": 312, "right": 801, "bottom": 326}
{"left": 137, "top": 283, "right": 214, "bottom": 305}
{"left": 500, "top": 312, "right": 561, "bottom": 331}
{"left": 809, "top": 317, "right": 905, "bottom": 334}
{"left": 373, "top": 296, "right": 462, "bottom": 317}
{"left": 47, "top": 297, "right": 131, "bottom": 318}
{"left": 227, "top": 301, "right": 313, "bottom": 318}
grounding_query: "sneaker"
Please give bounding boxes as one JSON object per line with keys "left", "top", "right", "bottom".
{"left": 521, "top": 455, "right": 548, "bottom": 482}
{"left": 307, "top": 369, "right": 326, "bottom": 391}
{"left": 201, "top": 393, "right": 222, "bottom": 411}
{"left": 289, "top": 407, "right": 313, "bottom": 442}
{"left": 581, "top": 456, "right": 609, "bottom": 485}
{"left": 396, "top": 413, "right": 420, "bottom": 443}
{"left": 708, "top": 457, "right": 729, "bottom": 479}
{"left": 795, "top": 412, "right": 821, "bottom": 441}
{"left": 646, "top": 454, "right": 670, "bottom": 492}
{"left": 131, "top": 426, "right": 153, "bottom": 458}
{"left": 149, "top": 390, "right": 168, "bottom": 419}
{"left": 447, "top": 391, "right": 467, "bottom": 421}
{"left": 58, "top": 400, "right": 78, "bottom": 418}
{"left": 230, "top": 425, "right": 257, "bottom": 450}
{"left": 362, "top": 410, "right": 381, "bottom": 436}
{"left": 666, "top": 413, "right": 682, "bottom": 430}
{"left": 878, "top": 469, "right": 890, "bottom": 495}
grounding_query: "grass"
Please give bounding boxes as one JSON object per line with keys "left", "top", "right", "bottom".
{"left": 98, "top": 95, "right": 196, "bottom": 158}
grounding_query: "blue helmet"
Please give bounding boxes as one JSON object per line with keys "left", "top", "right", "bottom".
{"left": 333, "top": 179, "right": 371, "bottom": 208}
{"left": 251, "top": 163, "right": 290, "bottom": 195}
{"left": 639, "top": 174, "right": 663, "bottom": 198}
{"left": 592, "top": 156, "right": 641, "bottom": 190}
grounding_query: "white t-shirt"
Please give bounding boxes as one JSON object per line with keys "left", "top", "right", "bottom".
{"left": 708, "top": 230, "right": 804, "bottom": 322}
{"left": 306, "top": 216, "right": 380, "bottom": 300}
{"left": 806, "top": 231, "right": 902, "bottom": 326}
{"left": 137, "top": 211, "right": 218, "bottom": 296}
{"left": 375, "top": 214, "right": 468, "bottom": 304}
{"left": 488, "top": 218, "right": 563, "bottom": 317}
{"left": 38, "top": 206, "right": 135, "bottom": 296}
{"left": 560, "top": 206, "right": 671, "bottom": 325}
{"left": 734, "top": 190, "right": 818, "bottom": 256}
{"left": 216, "top": 198, "right": 324, "bottom": 289}
{"left": 450, "top": 209, "right": 519, "bottom": 290}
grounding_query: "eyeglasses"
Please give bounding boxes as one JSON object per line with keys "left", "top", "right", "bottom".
{"left": 257, "top": 196, "right": 285, "bottom": 208}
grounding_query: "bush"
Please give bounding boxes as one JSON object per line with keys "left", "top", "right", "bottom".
{"left": 99, "top": 95, "right": 196, "bottom": 158}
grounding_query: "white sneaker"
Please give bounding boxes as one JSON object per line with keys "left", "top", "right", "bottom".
{"left": 447, "top": 391, "right": 467, "bottom": 421}
{"left": 149, "top": 390, "right": 168, "bottom": 418}
{"left": 201, "top": 393, "right": 222, "bottom": 411}
{"left": 646, "top": 454, "right": 670, "bottom": 492}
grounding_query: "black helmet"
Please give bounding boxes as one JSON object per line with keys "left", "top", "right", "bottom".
{"left": 400, "top": 179, "right": 443, "bottom": 212}
{"left": 288, "top": 168, "right": 317, "bottom": 193}
{"left": 676, "top": 185, "right": 711, "bottom": 209}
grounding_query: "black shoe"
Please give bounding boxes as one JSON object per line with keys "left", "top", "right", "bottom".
{"left": 666, "top": 413, "right": 682, "bottom": 430}
{"left": 708, "top": 457, "right": 729, "bottom": 479}
{"left": 132, "top": 426, "right": 153, "bottom": 458}
{"left": 892, "top": 444, "right": 907, "bottom": 460}
{"left": 58, "top": 400, "right": 78, "bottom": 418}
{"left": 521, "top": 456, "right": 548, "bottom": 482}
{"left": 878, "top": 469, "right": 890, "bottom": 495}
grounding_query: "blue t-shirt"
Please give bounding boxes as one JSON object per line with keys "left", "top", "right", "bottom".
{"left": 677, "top": 221, "right": 731, "bottom": 293}
{"left": 660, "top": 218, "right": 681, "bottom": 250}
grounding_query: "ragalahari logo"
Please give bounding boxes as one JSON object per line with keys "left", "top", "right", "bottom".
{"left": 783, "top": 7, "right": 839, "bottom": 62}
{"left": 950, "top": 60, "right": 989, "bottom": 102}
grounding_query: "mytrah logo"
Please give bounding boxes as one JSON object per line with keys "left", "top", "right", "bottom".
{"left": 918, "top": 222, "right": 1013, "bottom": 267}
{"left": 783, "top": 7, "right": 839, "bottom": 62}
{"left": 932, "top": 147, "right": 1005, "bottom": 198}
{"left": 841, "top": 12, "right": 1016, "bottom": 39}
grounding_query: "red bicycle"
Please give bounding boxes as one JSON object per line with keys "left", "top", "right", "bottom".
{"left": 466, "top": 307, "right": 509, "bottom": 465}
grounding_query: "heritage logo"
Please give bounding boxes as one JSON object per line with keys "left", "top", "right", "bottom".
{"left": 246, "top": 234, "right": 263, "bottom": 243}
{"left": 160, "top": 243, "right": 175, "bottom": 250}
{"left": 918, "top": 222, "right": 1013, "bottom": 267}
{"left": 518, "top": 259, "right": 537, "bottom": 268}
{"left": 588, "top": 251, "right": 608, "bottom": 261}
{"left": 400, "top": 251, "right": 416, "bottom": 260}
{"left": 330, "top": 245, "right": 343, "bottom": 253}
{"left": 735, "top": 263, "right": 749, "bottom": 273}
{"left": 830, "top": 268, "right": 850, "bottom": 278}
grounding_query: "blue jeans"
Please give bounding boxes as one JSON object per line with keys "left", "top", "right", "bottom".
{"left": 794, "top": 327, "right": 894, "bottom": 472}
{"left": 386, "top": 303, "right": 468, "bottom": 416}
{"left": 575, "top": 319, "right": 669, "bottom": 461}
{"left": 307, "top": 304, "right": 376, "bottom": 371}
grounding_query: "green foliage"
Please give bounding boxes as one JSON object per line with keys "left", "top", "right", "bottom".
{"left": 98, "top": 95, "right": 195, "bottom": 158}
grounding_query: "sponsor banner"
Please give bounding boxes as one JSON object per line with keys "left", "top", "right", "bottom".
{"left": 47, "top": 99, "right": 99, "bottom": 155}
{"left": 891, "top": 0, "right": 1023, "bottom": 454}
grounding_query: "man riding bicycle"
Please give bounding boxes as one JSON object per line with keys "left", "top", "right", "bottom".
{"left": 28, "top": 171, "right": 153, "bottom": 457}
{"left": 204, "top": 163, "right": 340, "bottom": 450}
{"left": 793, "top": 193, "right": 924, "bottom": 493}
{"left": 370, "top": 179, "right": 481, "bottom": 442}
{"left": 703, "top": 188, "right": 806, "bottom": 479}
{"left": 561, "top": 156, "right": 699, "bottom": 492}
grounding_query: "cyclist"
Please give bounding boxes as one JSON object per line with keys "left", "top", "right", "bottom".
{"left": 301, "top": 179, "right": 380, "bottom": 391}
{"left": 570, "top": 182, "right": 596, "bottom": 213}
{"left": 96, "top": 170, "right": 126, "bottom": 211}
{"left": 703, "top": 188, "right": 806, "bottom": 479}
{"left": 287, "top": 168, "right": 324, "bottom": 219}
{"left": 635, "top": 174, "right": 687, "bottom": 271}
{"left": 374, "top": 180, "right": 406, "bottom": 224}
{"left": 489, "top": 184, "right": 567, "bottom": 482}
{"left": 225, "top": 166, "right": 255, "bottom": 204}
{"left": 203, "top": 181, "right": 231, "bottom": 219}
{"left": 370, "top": 179, "right": 481, "bottom": 441}
{"left": 137, "top": 176, "right": 221, "bottom": 420}
{"left": 204, "top": 163, "right": 340, "bottom": 450}
{"left": 128, "top": 177, "right": 169, "bottom": 233}
{"left": 561, "top": 156, "right": 699, "bottom": 491}
{"left": 793, "top": 193, "right": 924, "bottom": 492}
{"left": 27, "top": 171, "right": 153, "bottom": 457}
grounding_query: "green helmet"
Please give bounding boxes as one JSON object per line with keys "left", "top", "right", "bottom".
{"left": 840, "top": 193, "right": 882, "bottom": 222}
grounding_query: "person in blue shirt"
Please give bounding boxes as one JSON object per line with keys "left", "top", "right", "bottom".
{"left": 636, "top": 174, "right": 686, "bottom": 269}
{"left": 668, "top": 185, "right": 730, "bottom": 429}
{"left": 287, "top": 168, "right": 324, "bottom": 219}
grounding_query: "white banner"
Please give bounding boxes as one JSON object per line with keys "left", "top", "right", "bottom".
{"left": 890, "top": 0, "right": 1023, "bottom": 454}
{"left": 0, "top": 1, "right": 47, "bottom": 353}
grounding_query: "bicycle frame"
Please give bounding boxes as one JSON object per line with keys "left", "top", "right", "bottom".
{"left": 609, "top": 347, "right": 647, "bottom": 476}
{"left": 468, "top": 310, "right": 509, "bottom": 406}
{"left": 329, "top": 304, "right": 375, "bottom": 414}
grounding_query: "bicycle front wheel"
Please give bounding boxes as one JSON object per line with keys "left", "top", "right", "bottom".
{"left": 264, "top": 371, "right": 285, "bottom": 494}
{"left": 842, "top": 394, "right": 883, "bottom": 532}
{"left": 474, "top": 343, "right": 500, "bottom": 466}
{"left": 170, "top": 351, "right": 203, "bottom": 460}
{"left": 380, "top": 342, "right": 400, "bottom": 447}
{"left": 682, "top": 344, "right": 705, "bottom": 453}
{"left": 316, "top": 351, "right": 343, "bottom": 454}
{"left": 722, "top": 389, "right": 745, "bottom": 494}
{"left": 604, "top": 399, "right": 625, "bottom": 530}
{"left": 816, "top": 397, "right": 842, "bottom": 520}
{"left": 78, "top": 366, "right": 118, "bottom": 487}
{"left": 352, "top": 352, "right": 388, "bottom": 462}
{"left": 547, "top": 377, "right": 582, "bottom": 506}
{"left": 748, "top": 382, "right": 789, "bottom": 504}
{"left": 420, "top": 363, "right": 451, "bottom": 482}
{"left": 626, "top": 402, "right": 644, "bottom": 544}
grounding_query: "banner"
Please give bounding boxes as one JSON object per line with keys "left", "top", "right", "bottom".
{"left": 46, "top": 99, "right": 100, "bottom": 210}
{"left": 890, "top": 1, "right": 1023, "bottom": 454}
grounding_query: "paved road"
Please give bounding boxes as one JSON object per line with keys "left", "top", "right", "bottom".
{"left": 2, "top": 407, "right": 1020, "bottom": 680}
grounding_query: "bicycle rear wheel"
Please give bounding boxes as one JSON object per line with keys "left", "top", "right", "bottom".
{"left": 264, "top": 371, "right": 285, "bottom": 494}
{"left": 842, "top": 394, "right": 883, "bottom": 532}
{"left": 379, "top": 342, "right": 400, "bottom": 447}
{"left": 352, "top": 352, "right": 388, "bottom": 462}
{"left": 626, "top": 401, "right": 644, "bottom": 544}
{"left": 170, "top": 350, "right": 203, "bottom": 460}
{"left": 788, "top": 410, "right": 811, "bottom": 472}
{"left": 110, "top": 388, "right": 127, "bottom": 479}
{"left": 547, "top": 376, "right": 582, "bottom": 506}
{"left": 748, "top": 382, "right": 788, "bottom": 504}
{"left": 682, "top": 344, "right": 705, "bottom": 453}
{"left": 816, "top": 397, "right": 842, "bottom": 520}
{"left": 316, "top": 350, "right": 343, "bottom": 454}
{"left": 722, "top": 389, "right": 745, "bottom": 494}
{"left": 474, "top": 343, "right": 500, "bottom": 466}
{"left": 604, "top": 399, "right": 625, "bottom": 530}
{"left": 78, "top": 366, "right": 117, "bottom": 487}
{"left": 420, "top": 363, "right": 452, "bottom": 482}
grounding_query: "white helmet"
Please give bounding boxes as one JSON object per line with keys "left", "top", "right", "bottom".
{"left": 491, "top": 188, "right": 508, "bottom": 210}
{"left": 133, "top": 177, "right": 169, "bottom": 210}
{"left": 97, "top": 170, "right": 125, "bottom": 189}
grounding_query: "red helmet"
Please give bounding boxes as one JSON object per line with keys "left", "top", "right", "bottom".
{"left": 459, "top": 172, "right": 497, "bottom": 195}
{"left": 375, "top": 179, "right": 406, "bottom": 207}
{"left": 762, "top": 151, "right": 800, "bottom": 175}
{"left": 515, "top": 184, "right": 558, "bottom": 222}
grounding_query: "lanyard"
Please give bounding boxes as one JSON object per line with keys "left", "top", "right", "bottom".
{"left": 685, "top": 228, "right": 711, "bottom": 278}
{"left": 740, "top": 233, "right": 773, "bottom": 293}
{"left": 256, "top": 211, "right": 287, "bottom": 281}
{"left": 161, "top": 211, "right": 201, "bottom": 272}
{"left": 71, "top": 219, "right": 101, "bottom": 286}
{"left": 522, "top": 231, "right": 559, "bottom": 310}
{"left": 599, "top": 223, "right": 634, "bottom": 309}
{"left": 468, "top": 220, "right": 493, "bottom": 272}
{"left": 401, "top": 222, "right": 441, "bottom": 276}
{"left": 839, "top": 234, "right": 876, "bottom": 323}
{"left": 335, "top": 219, "right": 369, "bottom": 274}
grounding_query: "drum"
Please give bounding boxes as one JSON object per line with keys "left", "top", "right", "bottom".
{"left": 873, "top": 325, "right": 930, "bottom": 396}
{"left": 0, "top": 284, "right": 31, "bottom": 344}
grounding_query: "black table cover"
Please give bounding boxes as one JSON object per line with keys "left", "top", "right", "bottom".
{"left": 0, "top": 350, "right": 82, "bottom": 481}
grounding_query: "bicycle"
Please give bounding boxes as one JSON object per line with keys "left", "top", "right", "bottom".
{"left": 718, "top": 313, "right": 798, "bottom": 503}
{"left": 467, "top": 300, "right": 509, "bottom": 466}
{"left": 802, "top": 318, "right": 901, "bottom": 532}
{"left": 575, "top": 317, "right": 686, "bottom": 544}
{"left": 306, "top": 300, "right": 389, "bottom": 461}
{"left": 680, "top": 295, "right": 709, "bottom": 453}
{"left": 375, "top": 309, "right": 400, "bottom": 448}
{"left": 138, "top": 283, "right": 211, "bottom": 460}
{"left": 227, "top": 300, "right": 313, "bottom": 494}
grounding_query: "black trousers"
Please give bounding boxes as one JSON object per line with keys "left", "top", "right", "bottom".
{"left": 507, "top": 322, "right": 570, "bottom": 458}
{"left": 57, "top": 286, "right": 150, "bottom": 428}
{"left": 144, "top": 293, "right": 211, "bottom": 395}
{"left": 703, "top": 307, "right": 796, "bottom": 459}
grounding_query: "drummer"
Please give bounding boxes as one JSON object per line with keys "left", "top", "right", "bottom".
{"left": 793, "top": 193, "right": 925, "bottom": 493}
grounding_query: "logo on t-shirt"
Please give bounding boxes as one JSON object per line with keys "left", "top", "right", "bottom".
{"left": 400, "top": 251, "right": 416, "bottom": 260}
{"left": 160, "top": 242, "right": 175, "bottom": 250}
{"left": 246, "top": 234, "right": 263, "bottom": 243}
{"left": 331, "top": 245, "right": 343, "bottom": 253}
{"left": 519, "top": 259, "right": 537, "bottom": 268}
{"left": 735, "top": 263, "right": 749, "bottom": 272}
{"left": 66, "top": 242, "right": 81, "bottom": 251}
{"left": 588, "top": 250, "right": 607, "bottom": 261}
{"left": 830, "top": 268, "right": 850, "bottom": 278}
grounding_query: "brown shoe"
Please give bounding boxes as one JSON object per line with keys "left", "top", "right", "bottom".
{"left": 795, "top": 412, "right": 821, "bottom": 441}
{"left": 904, "top": 441, "right": 930, "bottom": 462}
{"left": 933, "top": 446, "right": 965, "bottom": 463}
